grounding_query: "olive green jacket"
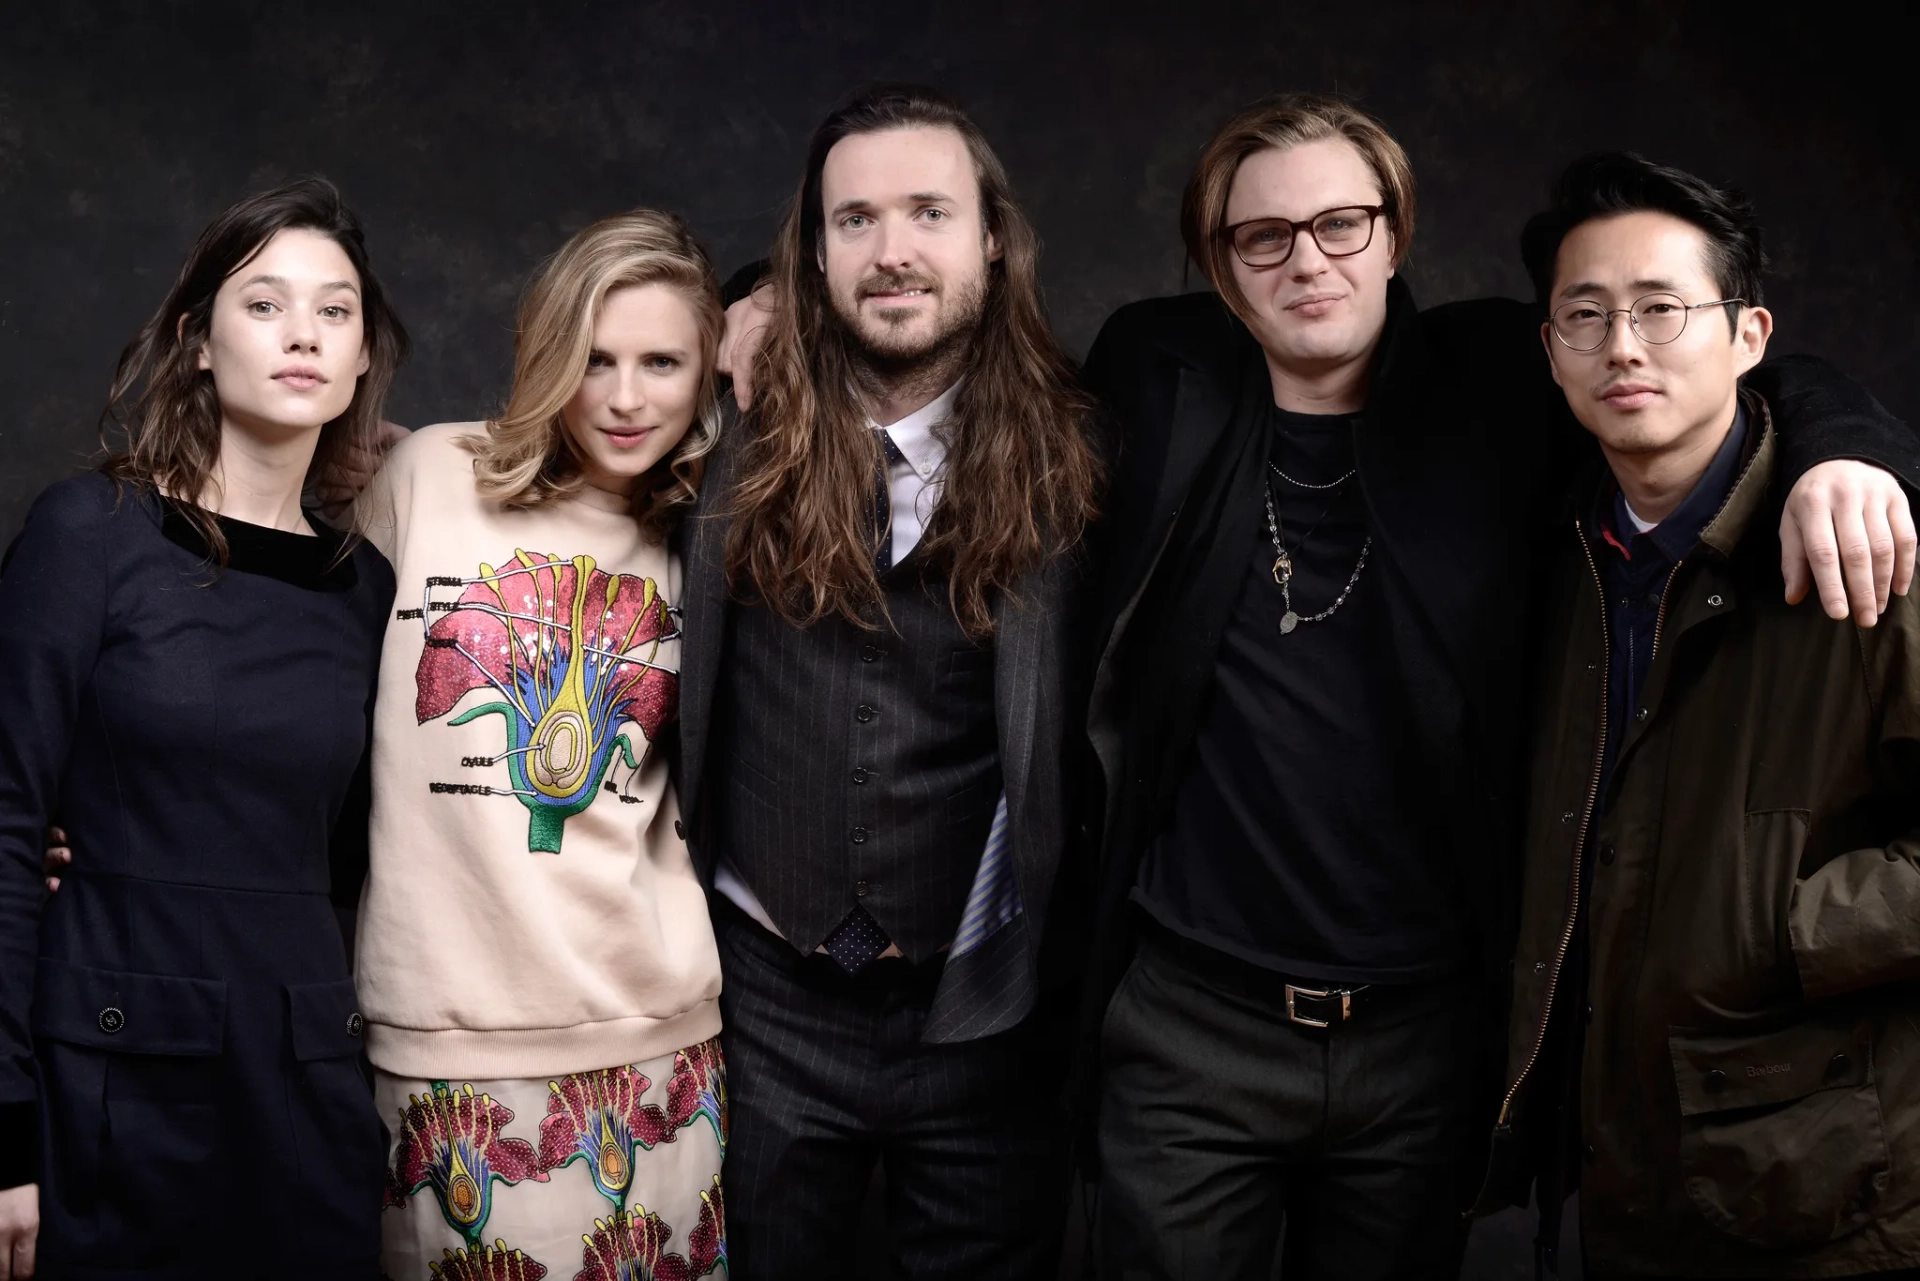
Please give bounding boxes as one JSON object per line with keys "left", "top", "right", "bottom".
{"left": 1489, "top": 400, "right": 1920, "bottom": 1276}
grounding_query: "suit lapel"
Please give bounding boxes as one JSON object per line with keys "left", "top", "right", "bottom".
{"left": 676, "top": 429, "right": 738, "bottom": 834}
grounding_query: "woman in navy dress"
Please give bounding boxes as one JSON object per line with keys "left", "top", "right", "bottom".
{"left": 0, "top": 179, "right": 408, "bottom": 1279}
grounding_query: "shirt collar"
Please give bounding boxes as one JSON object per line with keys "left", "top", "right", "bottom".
{"left": 1597, "top": 402, "right": 1750, "bottom": 564}
{"left": 871, "top": 380, "right": 959, "bottom": 483}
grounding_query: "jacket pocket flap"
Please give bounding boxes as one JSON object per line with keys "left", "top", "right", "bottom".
{"left": 286, "top": 978, "right": 365, "bottom": 1061}
{"left": 32, "top": 957, "right": 226, "bottom": 1056}
{"left": 1669, "top": 1017, "right": 1871, "bottom": 1117}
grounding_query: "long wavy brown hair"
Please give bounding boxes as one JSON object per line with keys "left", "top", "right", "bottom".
{"left": 724, "top": 83, "right": 1100, "bottom": 638}
{"left": 99, "top": 177, "right": 409, "bottom": 563}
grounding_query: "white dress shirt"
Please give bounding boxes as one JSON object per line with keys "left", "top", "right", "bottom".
{"left": 713, "top": 382, "right": 960, "bottom": 941}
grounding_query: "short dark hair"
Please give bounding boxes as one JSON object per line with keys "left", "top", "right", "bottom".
{"left": 1520, "top": 152, "right": 1766, "bottom": 329}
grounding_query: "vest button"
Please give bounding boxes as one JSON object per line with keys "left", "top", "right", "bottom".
{"left": 1635, "top": 707, "right": 1650, "bottom": 722}
{"left": 1598, "top": 844, "right": 1615, "bottom": 866}
{"left": 98, "top": 1006, "right": 125, "bottom": 1035}
{"left": 851, "top": 767, "right": 869, "bottom": 784}
{"left": 1704, "top": 1068, "right": 1728, "bottom": 1092}
{"left": 862, "top": 645, "right": 883, "bottom": 662}
{"left": 346, "top": 1012, "right": 364, "bottom": 1037}
{"left": 855, "top": 704, "right": 875, "bottom": 723}
{"left": 851, "top": 827, "right": 869, "bottom": 843}
{"left": 855, "top": 880, "right": 871, "bottom": 897}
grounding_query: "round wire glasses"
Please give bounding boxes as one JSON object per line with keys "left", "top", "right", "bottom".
{"left": 1550, "top": 293, "right": 1745, "bottom": 352}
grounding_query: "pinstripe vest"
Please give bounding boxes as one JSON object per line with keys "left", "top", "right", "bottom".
{"left": 710, "top": 552, "right": 1002, "bottom": 960}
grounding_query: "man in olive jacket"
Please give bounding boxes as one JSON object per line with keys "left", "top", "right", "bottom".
{"left": 1483, "top": 153, "right": 1920, "bottom": 1278}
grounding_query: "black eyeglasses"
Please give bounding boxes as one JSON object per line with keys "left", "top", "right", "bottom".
{"left": 1219, "top": 205, "right": 1386, "bottom": 268}
{"left": 1550, "top": 292, "right": 1745, "bottom": 352}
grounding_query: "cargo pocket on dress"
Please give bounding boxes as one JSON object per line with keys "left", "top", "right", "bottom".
{"left": 1670, "top": 1014, "right": 1887, "bottom": 1248}
{"left": 32, "top": 957, "right": 227, "bottom": 1251}
{"left": 284, "top": 979, "right": 386, "bottom": 1251}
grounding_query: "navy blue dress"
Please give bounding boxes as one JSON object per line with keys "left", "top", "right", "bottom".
{"left": 0, "top": 474, "right": 393, "bottom": 1279}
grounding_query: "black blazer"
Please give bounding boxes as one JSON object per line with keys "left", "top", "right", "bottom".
{"left": 675, "top": 416, "right": 1089, "bottom": 1042}
{"left": 1074, "top": 281, "right": 1920, "bottom": 1134}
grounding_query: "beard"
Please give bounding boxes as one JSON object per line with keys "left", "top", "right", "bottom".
{"left": 830, "top": 265, "right": 990, "bottom": 374}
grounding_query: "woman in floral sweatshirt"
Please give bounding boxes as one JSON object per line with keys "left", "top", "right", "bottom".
{"left": 354, "top": 209, "right": 727, "bottom": 1280}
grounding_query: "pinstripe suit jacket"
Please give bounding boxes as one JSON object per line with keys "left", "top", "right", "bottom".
{"left": 677, "top": 418, "right": 1080, "bottom": 1043}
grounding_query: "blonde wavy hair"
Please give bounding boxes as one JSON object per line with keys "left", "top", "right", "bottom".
{"left": 466, "top": 208, "right": 723, "bottom": 537}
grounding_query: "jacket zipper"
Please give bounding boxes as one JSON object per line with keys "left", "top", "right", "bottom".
{"left": 1496, "top": 522, "right": 1611, "bottom": 1127}
{"left": 1649, "top": 557, "right": 1683, "bottom": 661}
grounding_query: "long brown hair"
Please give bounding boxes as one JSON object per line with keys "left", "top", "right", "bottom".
{"left": 465, "top": 208, "right": 723, "bottom": 540}
{"left": 100, "top": 176, "right": 409, "bottom": 562}
{"left": 724, "top": 83, "right": 1100, "bottom": 638}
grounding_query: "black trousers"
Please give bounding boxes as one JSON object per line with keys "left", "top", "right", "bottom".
{"left": 713, "top": 897, "right": 1070, "bottom": 1280}
{"left": 1096, "top": 924, "right": 1484, "bottom": 1281}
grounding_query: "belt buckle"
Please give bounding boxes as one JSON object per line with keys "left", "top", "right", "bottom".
{"left": 1285, "top": 983, "right": 1351, "bottom": 1029}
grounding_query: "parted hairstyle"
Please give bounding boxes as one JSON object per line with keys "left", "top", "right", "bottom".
{"left": 101, "top": 176, "right": 409, "bottom": 563}
{"left": 723, "top": 82, "right": 1100, "bottom": 638}
{"left": 1520, "top": 151, "right": 1766, "bottom": 329}
{"left": 466, "top": 208, "right": 724, "bottom": 538}
{"left": 1182, "top": 93, "right": 1418, "bottom": 323}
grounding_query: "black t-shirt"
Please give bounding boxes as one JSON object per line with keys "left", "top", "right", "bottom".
{"left": 1133, "top": 404, "right": 1467, "bottom": 985}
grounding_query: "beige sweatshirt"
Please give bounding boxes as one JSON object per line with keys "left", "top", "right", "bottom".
{"left": 352, "top": 423, "right": 720, "bottom": 1079}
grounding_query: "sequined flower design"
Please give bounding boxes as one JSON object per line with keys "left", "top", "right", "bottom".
{"left": 685, "top": 1176, "right": 726, "bottom": 1279}
{"left": 536, "top": 1065, "right": 656, "bottom": 1209}
{"left": 428, "top": 1240, "right": 550, "bottom": 1281}
{"left": 663, "top": 1040, "right": 728, "bottom": 1155}
{"left": 537, "top": 1044, "right": 726, "bottom": 1212}
{"left": 389, "top": 1081, "right": 546, "bottom": 1246}
{"left": 576, "top": 1199, "right": 725, "bottom": 1281}
{"left": 416, "top": 550, "right": 679, "bottom": 853}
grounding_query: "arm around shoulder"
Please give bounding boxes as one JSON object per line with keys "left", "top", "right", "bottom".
{"left": 1750, "top": 354, "right": 1920, "bottom": 492}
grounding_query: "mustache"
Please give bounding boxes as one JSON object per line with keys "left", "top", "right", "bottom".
{"left": 857, "top": 271, "right": 939, "bottom": 299}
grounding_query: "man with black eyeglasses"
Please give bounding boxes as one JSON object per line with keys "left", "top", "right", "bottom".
{"left": 1477, "top": 152, "right": 1920, "bottom": 1281}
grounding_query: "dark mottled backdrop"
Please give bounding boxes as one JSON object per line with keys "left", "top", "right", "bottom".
{"left": 0, "top": 0, "right": 1912, "bottom": 1273}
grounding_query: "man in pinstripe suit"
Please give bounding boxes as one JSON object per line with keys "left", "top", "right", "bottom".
{"left": 676, "top": 84, "right": 1102, "bottom": 1278}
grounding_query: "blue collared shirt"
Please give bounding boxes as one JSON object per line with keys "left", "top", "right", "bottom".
{"left": 1589, "top": 404, "right": 1751, "bottom": 811}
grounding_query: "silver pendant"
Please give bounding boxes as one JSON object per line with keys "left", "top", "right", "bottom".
{"left": 1280, "top": 611, "right": 1300, "bottom": 634}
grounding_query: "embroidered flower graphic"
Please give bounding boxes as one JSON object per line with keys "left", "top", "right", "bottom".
{"left": 428, "top": 1240, "right": 550, "bottom": 1281}
{"left": 664, "top": 1040, "right": 728, "bottom": 1156}
{"left": 536, "top": 1065, "right": 656, "bottom": 1208}
{"left": 415, "top": 551, "right": 678, "bottom": 852}
{"left": 536, "top": 1042, "right": 727, "bottom": 1211}
{"left": 575, "top": 1198, "right": 725, "bottom": 1281}
{"left": 686, "top": 1176, "right": 726, "bottom": 1279}
{"left": 389, "top": 1081, "right": 546, "bottom": 1246}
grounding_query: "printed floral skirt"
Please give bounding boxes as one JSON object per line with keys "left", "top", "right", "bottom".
{"left": 376, "top": 1036, "right": 728, "bottom": 1280}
